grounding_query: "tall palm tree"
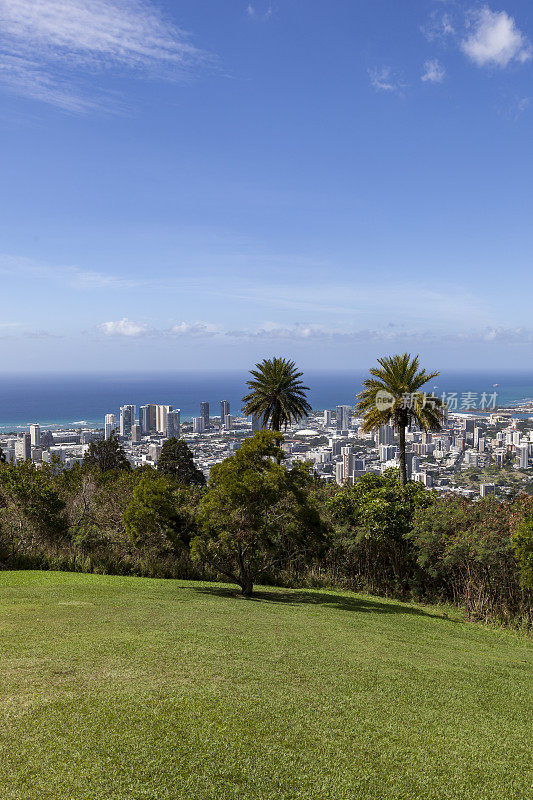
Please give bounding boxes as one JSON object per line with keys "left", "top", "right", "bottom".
{"left": 242, "top": 357, "right": 312, "bottom": 432}
{"left": 356, "top": 353, "right": 444, "bottom": 487}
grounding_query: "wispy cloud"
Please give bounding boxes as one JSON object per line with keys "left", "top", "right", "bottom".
{"left": 461, "top": 7, "right": 532, "bottom": 68}
{"left": 246, "top": 3, "right": 273, "bottom": 21}
{"left": 0, "top": 253, "right": 144, "bottom": 289}
{"left": 98, "top": 318, "right": 148, "bottom": 336}
{"left": 422, "top": 58, "right": 446, "bottom": 83}
{"left": 0, "top": 0, "right": 209, "bottom": 110}
{"left": 422, "top": 11, "right": 455, "bottom": 43}
{"left": 94, "top": 320, "right": 533, "bottom": 346}
{"left": 368, "top": 66, "right": 406, "bottom": 94}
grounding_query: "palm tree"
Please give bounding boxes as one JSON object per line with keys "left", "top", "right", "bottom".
{"left": 242, "top": 357, "right": 312, "bottom": 432}
{"left": 356, "top": 353, "right": 444, "bottom": 487}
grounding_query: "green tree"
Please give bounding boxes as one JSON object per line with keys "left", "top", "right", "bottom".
{"left": 123, "top": 473, "right": 196, "bottom": 553}
{"left": 157, "top": 438, "right": 206, "bottom": 486}
{"left": 512, "top": 517, "right": 533, "bottom": 589}
{"left": 83, "top": 432, "right": 131, "bottom": 472}
{"left": 0, "top": 461, "right": 66, "bottom": 561}
{"left": 191, "top": 431, "right": 325, "bottom": 595}
{"left": 242, "top": 357, "right": 312, "bottom": 432}
{"left": 356, "top": 353, "right": 444, "bottom": 487}
{"left": 327, "top": 470, "right": 430, "bottom": 591}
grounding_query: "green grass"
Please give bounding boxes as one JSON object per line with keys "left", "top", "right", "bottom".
{"left": 0, "top": 572, "right": 531, "bottom": 800}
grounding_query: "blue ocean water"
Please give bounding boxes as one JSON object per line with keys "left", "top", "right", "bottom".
{"left": 0, "top": 370, "right": 532, "bottom": 431}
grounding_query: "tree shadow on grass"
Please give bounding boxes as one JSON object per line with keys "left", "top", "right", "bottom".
{"left": 194, "top": 586, "right": 459, "bottom": 622}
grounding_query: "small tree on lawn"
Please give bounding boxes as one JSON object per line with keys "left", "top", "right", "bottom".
{"left": 191, "top": 430, "right": 326, "bottom": 596}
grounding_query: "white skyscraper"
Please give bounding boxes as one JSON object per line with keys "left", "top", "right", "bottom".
{"left": 518, "top": 444, "right": 529, "bottom": 469}
{"left": 193, "top": 417, "right": 205, "bottom": 433}
{"left": 156, "top": 405, "right": 173, "bottom": 436}
{"left": 335, "top": 461, "right": 344, "bottom": 486}
{"left": 104, "top": 413, "right": 117, "bottom": 439}
{"left": 15, "top": 433, "right": 31, "bottom": 461}
{"left": 224, "top": 414, "right": 234, "bottom": 430}
{"left": 29, "top": 424, "right": 40, "bottom": 447}
{"left": 323, "top": 410, "right": 332, "bottom": 427}
{"left": 131, "top": 424, "right": 141, "bottom": 443}
{"left": 120, "top": 406, "right": 136, "bottom": 437}
{"left": 167, "top": 410, "right": 181, "bottom": 439}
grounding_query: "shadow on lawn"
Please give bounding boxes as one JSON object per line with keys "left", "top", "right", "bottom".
{"left": 194, "top": 586, "right": 456, "bottom": 621}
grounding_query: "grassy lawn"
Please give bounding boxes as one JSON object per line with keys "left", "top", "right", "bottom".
{"left": 0, "top": 572, "right": 531, "bottom": 800}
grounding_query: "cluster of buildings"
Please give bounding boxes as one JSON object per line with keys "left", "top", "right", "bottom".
{"left": 281, "top": 406, "right": 533, "bottom": 497}
{"left": 1, "top": 399, "right": 531, "bottom": 497}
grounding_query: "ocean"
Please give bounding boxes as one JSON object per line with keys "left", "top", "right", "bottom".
{"left": 0, "top": 370, "right": 532, "bottom": 432}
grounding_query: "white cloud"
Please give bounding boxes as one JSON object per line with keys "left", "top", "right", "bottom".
{"left": 246, "top": 3, "right": 272, "bottom": 20}
{"left": 98, "top": 318, "right": 147, "bottom": 336}
{"left": 422, "top": 59, "right": 446, "bottom": 83}
{"left": 461, "top": 7, "right": 532, "bottom": 68}
{"left": 0, "top": 0, "right": 208, "bottom": 109}
{"left": 422, "top": 11, "right": 455, "bottom": 43}
{"left": 170, "top": 321, "right": 221, "bottom": 337}
{"left": 368, "top": 66, "right": 405, "bottom": 94}
{"left": 94, "top": 321, "right": 533, "bottom": 346}
{"left": 0, "top": 253, "right": 143, "bottom": 289}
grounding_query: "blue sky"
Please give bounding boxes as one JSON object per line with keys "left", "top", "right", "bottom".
{"left": 1, "top": 0, "right": 533, "bottom": 371}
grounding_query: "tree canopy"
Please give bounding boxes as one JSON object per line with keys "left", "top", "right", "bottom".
{"left": 356, "top": 353, "right": 444, "bottom": 486}
{"left": 157, "top": 438, "right": 206, "bottom": 486}
{"left": 242, "top": 357, "right": 312, "bottom": 432}
{"left": 83, "top": 432, "right": 131, "bottom": 473}
{"left": 191, "top": 430, "right": 326, "bottom": 595}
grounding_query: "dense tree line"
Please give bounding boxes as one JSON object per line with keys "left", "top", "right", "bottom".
{"left": 0, "top": 431, "right": 531, "bottom": 625}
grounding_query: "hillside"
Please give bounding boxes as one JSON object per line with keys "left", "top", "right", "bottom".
{"left": 0, "top": 571, "right": 531, "bottom": 800}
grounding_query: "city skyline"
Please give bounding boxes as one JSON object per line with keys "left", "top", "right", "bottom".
{"left": 1, "top": 1, "right": 533, "bottom": 370}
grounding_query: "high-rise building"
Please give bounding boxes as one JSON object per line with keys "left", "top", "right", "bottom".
{"left": 376, "top": 423, "right": 394, "bottom": 446}
{"left": 148, "top": 444, "right": 161, "bottom": 462}
{"left": 200, "top": 402, "right": 210, "bottom": 430}
{"left": 139, "top": 405, "right": 157, "bottom": 435}
{"left": 119, "top": 405, "right": 136, "bottom": 437}
{"left": 379, "top": 444, "right": 396, "bottom": 462}
{"left": 104, "top": 413, "right": 117, "bottom": 440}
{"left": 224, "top": 414, "right": 234, "bottom": 431}
{"left": 156, "top": 405, "right": 173, "bottom": 436}
{"left": 15, "top": 433, "right": 31, "bottom": 461}
{"left": 29, "top": 424, "right": 40, "bottom": 447}
{"left": 193, "top": 417, "right": 205, "bottom": 434}
{"left": 131, "top": 424, "right": 141, "bottom": 443}
{"left": 220, "top": 401, "right": 230, "bottom": 425}
{"left": 335, "top": 460, "right": 344, "bottom": 486}
{"left": 167, "top": 410, "right": 181, "bottom": 439}
{"left": 336, "top": 405, "right": 351, "bottom": 431}
{"left": 518, "top": 444, "right": 529, "bottom": 469}
{"left": 323, "top": 410, "right": 332, "bottom": 427}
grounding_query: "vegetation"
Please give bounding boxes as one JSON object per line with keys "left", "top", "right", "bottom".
{"left": 83, "top": 431, "right": 131, "bottom": 472}
{"left": 242, "top": 356, "right": 312, "bottom": 431}
{"left": 356, "top": 353, "right": 444, "bottom": 486}
{"left": 157, "top": 437, "right": 206, "bottom": 486}
{"left": 192, "top": 431, "right": 325, "bottom": 595}
{"left": 512, "top": 516, "right": 533, "bottom": 589}
{"left": 0, "top": 570, "right": 530, "bottom": 800}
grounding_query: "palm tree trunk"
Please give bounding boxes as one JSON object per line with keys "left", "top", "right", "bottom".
{"left": 398, "top": 423, "right": 407, "bottom": 487}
